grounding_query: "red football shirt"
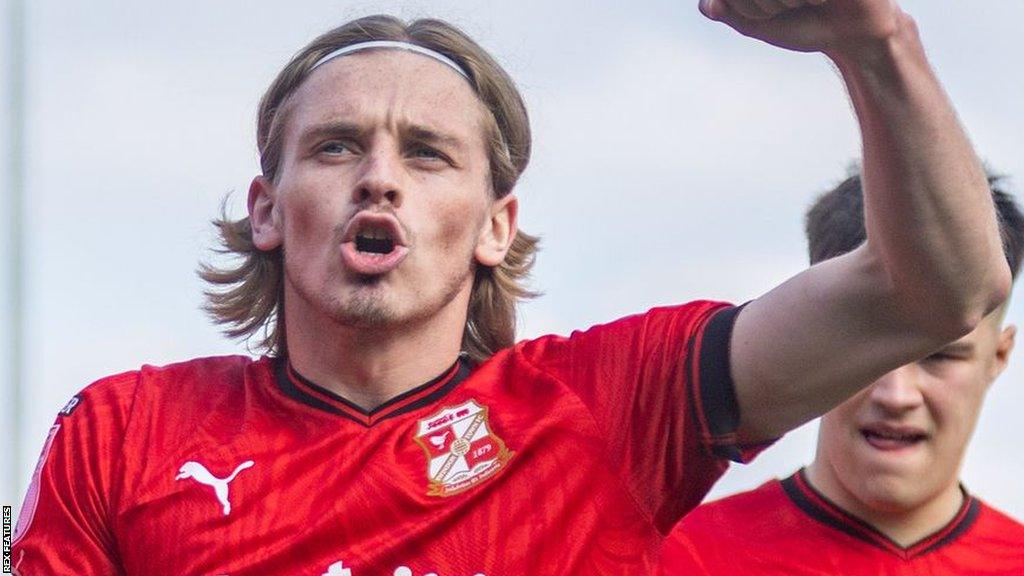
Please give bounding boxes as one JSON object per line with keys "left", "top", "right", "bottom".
{"left": 662, "top": 469, "right": 1024, "bottom": 575}
{"left": 13, "top": 301, "right": 767, "bottom": 575}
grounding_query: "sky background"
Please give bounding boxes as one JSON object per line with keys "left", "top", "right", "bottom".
{"left": 2, "top": 0, "right": 1023, "bottom": 520}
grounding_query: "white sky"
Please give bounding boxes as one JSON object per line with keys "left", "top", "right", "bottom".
{"left": 2, "top": 0, "right": 1023, "bottom": 520}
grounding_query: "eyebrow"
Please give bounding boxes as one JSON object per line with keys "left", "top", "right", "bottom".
{"left": 297, "top": 120, "right": 466, "bottom": 152}
{"left": 404, "top": 125, "right": 466, "bottom": 152}
{"left": 298, "top": 121, "right": 365, "bottom": 148}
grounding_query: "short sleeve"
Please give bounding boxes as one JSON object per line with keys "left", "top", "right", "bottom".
{"left": 689, "top": 304, "right": 775, "bottom": 463}
{"left": 11, "top": 372, "right": 137, "bottom": 575}
{"left": 517, "top": 301, "right": 773, "bottom": 533}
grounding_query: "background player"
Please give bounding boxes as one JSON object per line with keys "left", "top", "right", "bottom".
{"left": 661, "top": 171, "right": 1024, "bottom": 574}
{"left": 11, "top": 0, "right": 1014, "bottom": 574}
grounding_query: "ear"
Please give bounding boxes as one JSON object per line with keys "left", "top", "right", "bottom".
{"left": 248, "top": 176, "right": 283, "bottom": 251}
{"left": 474, "top": 194, "right": 518, "bottom": 267}
{"left": 990, "top": 324, "right": 1017, "bottom": 381}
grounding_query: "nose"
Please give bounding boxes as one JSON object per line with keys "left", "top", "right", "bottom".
{"left": 353, "top": 147, "right": 402, "bottom": 208}
{"left": 867, "top": 364, "right": 925, "bottom": 414}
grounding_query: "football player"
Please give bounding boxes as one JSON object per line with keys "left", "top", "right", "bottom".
{"left": 12, "top": 1, "right": 1012, "bottom": 573}
{"left": 661, "top": 172, "right": 1024, "bottom": 574}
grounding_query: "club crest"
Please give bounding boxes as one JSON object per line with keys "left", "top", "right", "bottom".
{"left": 414, "top": 400, "right": 513, "bottom": 497}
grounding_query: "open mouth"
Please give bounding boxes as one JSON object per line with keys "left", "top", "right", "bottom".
{"left": 340, "top": 212, "right": 409, "bottom": 276}
{"left": 860, "top": 426, "right": 928, "bottom": 450}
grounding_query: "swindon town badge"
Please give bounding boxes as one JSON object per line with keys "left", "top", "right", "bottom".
{"left": 414, "top": 400, "right": 513, "bottom": 497}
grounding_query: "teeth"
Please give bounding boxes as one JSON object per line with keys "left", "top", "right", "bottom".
{"left": 357, "top": 226, "right": 392, "bottom": 241}
{"left": 349, "top": 219, "right": 399, "bottom": 254}
{"left": 865, "top": 430, "right": 922, "bottom": 441}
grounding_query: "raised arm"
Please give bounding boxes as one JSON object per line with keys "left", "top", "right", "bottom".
{"left": 700, "top": 0, "right": 1012, "bottom": 441}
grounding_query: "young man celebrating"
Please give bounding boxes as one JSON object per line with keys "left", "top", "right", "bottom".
{"left": 11, "top": 1, "right": 1013, "bottom": 574}
{"left": 660, "top": 173, "right": 1024, "bottom": 574}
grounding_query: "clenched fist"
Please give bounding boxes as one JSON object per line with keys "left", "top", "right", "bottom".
{"left": 699, "top": 0, "right": 912, "bottom": 60}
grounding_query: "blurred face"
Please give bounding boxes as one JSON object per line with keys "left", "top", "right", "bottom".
{"left": 812, "top": 310, "right": 1015, "bottom": 515}
{"left": 248, "top": 50, "right": 515, "bottom": 331}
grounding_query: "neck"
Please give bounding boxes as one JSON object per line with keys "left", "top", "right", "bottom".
{"left": 283, "top": 289, "right": 469, "bottom": 411}
{"left": 804, "top": 459, "right": 965, "bottom": 548}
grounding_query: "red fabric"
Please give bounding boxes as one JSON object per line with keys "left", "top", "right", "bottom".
{"left": 661, "top": 475, "right": 1024, "bottom": 575}
{"left": 13, "top": 301, "right": 755, "bottom": 575}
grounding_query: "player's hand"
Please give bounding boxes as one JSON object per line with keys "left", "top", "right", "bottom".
{"left": 699, "top": 0, "right": 910, "bottom": 61}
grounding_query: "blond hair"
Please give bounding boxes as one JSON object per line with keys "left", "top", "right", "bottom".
{"left": 200, "top": 15, "right": 539, "bottom": 363}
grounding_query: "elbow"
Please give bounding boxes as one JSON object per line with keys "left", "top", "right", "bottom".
{"left": 985, "top": 261, "right": 1013, "bottom": 314}
{"left": 931, "top": 259, "right": 1012, "bottom": 341}
{"left": 975, "top": 260, "right": 1013, "bottom": 322}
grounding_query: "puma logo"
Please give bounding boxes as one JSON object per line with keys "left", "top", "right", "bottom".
{"left": 175, "top": 460, "right": 254, "bottom": 515}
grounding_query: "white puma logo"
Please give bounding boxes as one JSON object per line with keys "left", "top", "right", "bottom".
{"left": 175, "top": 460, "right": 254, "bottom": 515}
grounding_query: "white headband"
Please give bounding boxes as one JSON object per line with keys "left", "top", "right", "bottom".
{"left": 310, "top": 40, "right": 471, "bottom": 81}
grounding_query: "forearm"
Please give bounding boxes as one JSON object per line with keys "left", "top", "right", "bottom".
{"left": 832, "top": 15, "right": 1009, "bottom": 333}
{"left": 706, "top": 0, "right": 1014, "bottom": 442}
